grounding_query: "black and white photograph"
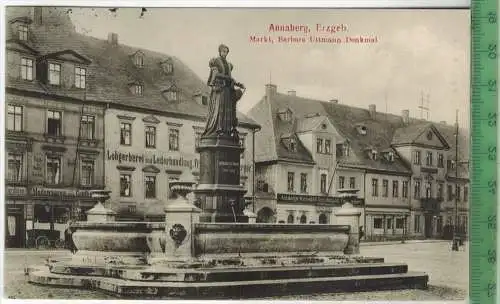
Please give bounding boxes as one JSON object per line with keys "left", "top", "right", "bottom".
{"left": 3, "top": 5, "right": 470, "bottom": 301}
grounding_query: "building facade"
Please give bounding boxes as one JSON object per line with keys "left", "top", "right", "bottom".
{"left": 248, "top": 84, "right": 469, "bottom": 240}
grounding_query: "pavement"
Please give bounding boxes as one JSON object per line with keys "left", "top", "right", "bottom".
{"left": 2, "top": 241, "right": 467, "bottom": 300}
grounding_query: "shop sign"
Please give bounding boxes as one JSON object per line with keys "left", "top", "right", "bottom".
{"left": 6, "top": 186, "right": 28, "bottom": 198}
{"left": 30, "top": 187, "right": 93, "bottom": 200}
{"left": 277, "top": 193, "right": 364, "bottom": 206}
{"left": 106, "top": 149, "right": 199, "bottom": 169}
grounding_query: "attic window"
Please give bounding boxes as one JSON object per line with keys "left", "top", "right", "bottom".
{"left": 162, "top": 61, "right": 174, "bottom": 75}
{"left": 164, "top": 89, "right": 178, "bottom": 101}
{"left": 278, "top": 109, "right": 292, "bottom": 121}
{"left": 387, "top": 151, "right": 394, "bottom": 162}
{"left": 133, "top": 52, "right": 144, "bottom": 68}
{"left": 427, "top": 131, "right": 433, "bottom": 140}
{"left": 289, "top": 140, "right": 297, "bottom": 152}
{"left": 134, "top": 84, "right": 143, "bottom": 96}
{"left": 356, "top": 125, "right": 367, "bottom": 135}
{"left": 18, "top": 23, "right": 28, "bottom": 41}
{"left": 321, "top": 123, "right": 327, "bottom": 130}
{"left": 371, "top": 149, "right": 378, "bottom": 160}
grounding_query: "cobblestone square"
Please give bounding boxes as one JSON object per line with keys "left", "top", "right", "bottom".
{"left": 3, "top": 241, "right": 467, "bottom": 300}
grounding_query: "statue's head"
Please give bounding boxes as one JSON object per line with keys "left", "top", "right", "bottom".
{"left": 218, "top": 44, "right": 229, "bottom": 58}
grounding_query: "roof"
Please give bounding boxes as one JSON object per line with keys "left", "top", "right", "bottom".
{"left": 248, "top": 89, "right": 469, "bottom": 177}
{"left": 5, "top": 7, "right": 259, "bottom": 129}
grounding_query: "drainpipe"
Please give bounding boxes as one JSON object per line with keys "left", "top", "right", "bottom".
{"left": 363, "top": 169, "right": 367, "bottom": 240}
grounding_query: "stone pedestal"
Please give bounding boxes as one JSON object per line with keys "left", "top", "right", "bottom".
{"left": 87, "top": 190, "right": 116, "bottom": 222}
{"left": 162, "top": 172, "right": 201, "bottom": 264}
{"left": 244, "top": 208, "right": 257, "bottom": 223}
{"left": 335, "top": 202, "right": 362, "bottom": 254}
{"left": 195, "top": 136, "right": 248, "bottom": 223}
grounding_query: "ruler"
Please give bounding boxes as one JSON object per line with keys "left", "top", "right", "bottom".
{"left": 470, "top": 0, "right": 498, "bottom": 303}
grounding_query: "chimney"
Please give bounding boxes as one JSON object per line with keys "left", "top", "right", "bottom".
{"left": 330, "top": 99, "right": 338, "bottom": 104}
{"left": 402, "top": 109, "right": 410, "bottom": 125}
{"left": 368, "top": 104, "right": 376, "bottom": 119}
{"left": 265, "top": 83, "right": 277, "bottom": 100}
{"left": 287, "top": 90, "right": 296, "bottom": 96}
{"left": 108, "top": 32, "right": 118, "bottom": 45}
{"left": 33, "top": 7, "right": 43, "bottom": 25}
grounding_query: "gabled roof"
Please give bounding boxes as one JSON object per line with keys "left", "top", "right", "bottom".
{"left": 40, "top": 49, "right": 92, "bottom": 65}
{"left": 392, "top": 122, "right": 450, "bottom": 149}
{"left": 5, "top": 8, "right": 259, "bottom": 130}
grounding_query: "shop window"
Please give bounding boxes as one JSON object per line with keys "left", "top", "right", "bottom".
{"left": 396, "top": 218, "right": 404, "bottom": 229}
{"left": 373, "top": 218, "right": 382, "bottom": 229}
{"left": 387, "top": 218, "right": 393, "bottom": 229}
{"left": 287, "top": 214, "right": 294, "bottom": 224}
{"left": 300, "top": 214, "right": 307, "bottom": 224}
{"left": 318, "top": 213, "right": 328, "bottom": 224}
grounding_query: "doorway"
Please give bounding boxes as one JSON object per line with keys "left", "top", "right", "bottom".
{"left": 5, "top": 211, "right": 24, "bottom": 248}
{"left": 424, "top": 215, "right": 433, "bottom": 238}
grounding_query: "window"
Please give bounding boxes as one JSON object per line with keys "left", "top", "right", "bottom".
{"left": 437, "top": 182, "right": 444, "bottom": 200}
{"left": 169, "top": 129, "right": 179, "bottom": 151}
{"left": 80, "top": 115, "right": 95, "bottom": 139}
{"left": 387, "top": 218, "right": 393, "bottom": 230}
{"left": 21, "top": 58, "right": 33, "bottom": 80}
{"left": 287, "top": 172, "right": 295, "bottom": 192}
{"left": 371, "top": 179, "right": 378, "bottom": 197}
{"left": 426, "top": 151, "right": 433, "bottom": 166}
{"left": 320, "top": 174, "right": 327, "bottom": 193}
{"left": 47, "top": 110, "right": 62, "bottom": 136}
{"left": 201, "top": 96, "right": 208, "bottom": 105}
{"left": 120, "top": 122, "right": 132, "bottom": 145}
{"left": 18, "top": 24, "right": 28, "bottom": 41}
{"left": 287, "top": 214, "right": 294, "bottom": 224}
{"left": 373, "top": 218, "right": 382, "bottom": 229}
{"left": 414, "top": 215, "right": 421, "bottom": 233}
{"left": 120, "top": 174, "right": 132, "bottom": 197}
{"left": 371, "top": 150, "right": 378, "bottom": 160}
{"left": 396, "top": 218, "right": 404, "bottom": 229}
{"left": 300, "top": 214, "right": 307, "bottom": 224}
{"left": 7, "top": 105, "right": 23, "bottom": 131}
{"left": 165, "top": 90, "right": 177, "bottom": 101}
{"left": 349, "top": 177, "right": 356, "bottom": 189}
{"left": 464, "top": 186, "right": 468, "bottom": 202}
{"left": 319, "top": 213, "right": 328, "bottom": 224}
{"left": 7, "top": 153, "right": 23, "bottom": 182}
{"left": 145, "top": 176, "right": 156, "bottom": 198}
{"left": 163, "top": 62, "right": 173, "bottom": 74}
{"left": 412, "top": 150, "right": 421, "bottom": 165}
{"left": 134, "top": 84, "right": 143, "bottom": 96}
{"left": 80, "top": 160, "right": 94, "bottom": 186}
{"left": 425, "top": 182, "right": 432, "bottom": 198}
{"left": 48, "top": 63, "right": 61, "bottom": 85}
{"left": 402, "top": 181, "right": 409, "bottom": 198}
{"left": 75, "top": 67, "right": 86, "bottom": 89}
{"left": 447, "top": 159, "right": 456, "bottom": 169}
{"left": 456, "top": 186, "right": 461, "bottom": 202}
{"left": 338, "top": 176, "right": 345, "bottom": 189}
{"left": 392, "top": 180, "right": 399, "bottom": 197}
{"left": 438, "top": 153, "right": 444, "bottom": 168}
{"left": 317, "top": 138, "right": 323, "bottom": 153}
{"left": 46, "top": 156, "right": 62, "bottom": 184}
{"left": 289, "top": 140, "right": 296, "bottom": 152}
{"left": 382, "top": 180, "right": 389, "bottom": 197}
{"left": 324, "top": 140, "right": 331, "bottom": 154}
{"left": 414, "top": 180, "right": 421, "bottom": 199}
{"left": 300, "top": 173, "right": 308, "bottom": 193}
{"left": 447, "top": 185, "right": 453, "bottom": 201}
{"left": 145, "top": 126, "right": 156, "bottom": 148}
{"left": 135, "top": 54, "right": 144, "bottom": 67}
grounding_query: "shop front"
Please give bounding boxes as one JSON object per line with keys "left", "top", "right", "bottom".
{"left": 5, "top": 186, "right": 28, "bottom": 248}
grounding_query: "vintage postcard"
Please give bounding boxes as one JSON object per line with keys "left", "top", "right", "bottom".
{"left": 2, "top": 4, "right": 470, "bottom": 302}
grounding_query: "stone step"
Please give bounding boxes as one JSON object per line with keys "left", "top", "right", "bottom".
{"left": 28, "top": 267, "right": 428, "bottom": 298}
{"left": 49, "top": 262, "right": 409, "bottom": 282}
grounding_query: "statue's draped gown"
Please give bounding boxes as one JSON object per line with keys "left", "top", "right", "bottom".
{"left": 202, "top": 56, "right": 237, "bottom": 138}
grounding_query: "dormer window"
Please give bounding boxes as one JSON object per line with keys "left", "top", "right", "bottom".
{"left": 18, "top": 23, "right": 28, "bottom": 41}
{"left": 278, "top": 108, "right": 292, "bottom": 121}
{"left": 336, "top": 142, "right": 350, "bottom": 157}
{"left": 21, "top": 58, "right": 33, "bottom": 80}
{"left": 427, "top": 131, "right": 433, "bottom": 140}
{"left": 132, "top": 51, "right": 145, "bottom": 68}
{"left": 165, "top": 90, "right": 177, "bottom": 101}
{"left": 371, "top": 149, "right": 378, "bottom": 160}
{"left": 48, "top": 63, "right": 61, "bottom": 85}
{"left": 162, "top": 61, "right": 174, "bottom": 75}
{"left": 202, "top": 96, "right": 208, "bottom": 105}
{"left": 387, "top": 151, "right": 394, "bottom": 162}
{"left": 134, "top": 84, "right": 143, "bottom": 96}
{"left": 75, "top": 67, "right": 86, "bottom": 89}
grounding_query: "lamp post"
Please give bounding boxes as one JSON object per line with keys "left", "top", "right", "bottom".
{"left": 451, "top": 110, "right": 459, "bottom": 252}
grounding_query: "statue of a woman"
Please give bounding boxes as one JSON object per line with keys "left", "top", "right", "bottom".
{"left": 202, "top": 44, "right": 245, "bottom": 139}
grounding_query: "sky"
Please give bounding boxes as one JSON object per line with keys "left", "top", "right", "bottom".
{"left": 69, "top": 7, "right": 470, "bottom": 127}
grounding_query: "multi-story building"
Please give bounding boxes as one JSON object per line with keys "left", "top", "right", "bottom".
{"left": 4, "top": 7, "right": 260, "bottom": 247}
{"left": 248, "top": 84, "right": 469, "bottom": 240}
{"left": 5, "top": 7, "right": 105, "bottom": 248}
